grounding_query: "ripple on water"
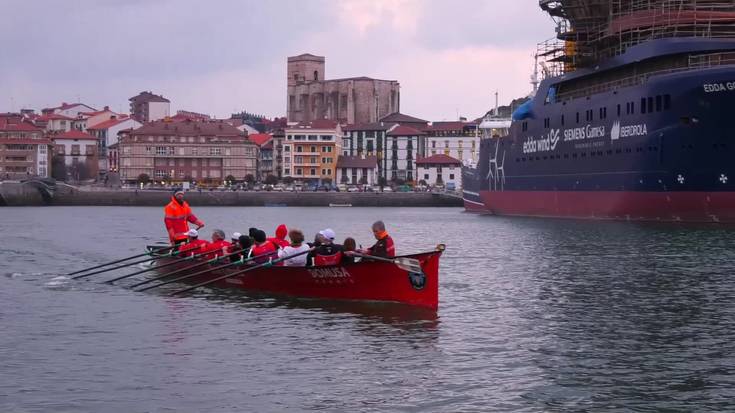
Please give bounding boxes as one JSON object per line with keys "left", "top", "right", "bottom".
{"left": 1, "top": 207, "right": 735, "bottom": 412}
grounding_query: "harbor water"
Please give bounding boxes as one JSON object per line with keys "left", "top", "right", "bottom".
{"left": 2, "top": 207, "right": 735, "bottom": 412}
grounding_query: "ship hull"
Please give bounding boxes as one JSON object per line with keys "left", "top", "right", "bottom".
{"left": 465, "top": 190, "right": 735, "bottom": 222}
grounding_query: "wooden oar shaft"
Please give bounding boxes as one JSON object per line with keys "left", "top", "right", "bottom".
{"left": 137, "top": 258, "right": 240, "bottom": 292}
{"left": 66, "top": 246, "right": 173, "bottom": 276}
{"left": 130, "top": 248, "right": 251, "bottom": 289}
{"left": 130, "top": 246, "right": 273, "bottom": 292}
{"left": 71, "top": 252, "right": 177, "bottom": 280}
{"left": 170, "top": 248, "right": 314, "bottom": 296}
{"left": 104, "top": 253, "right": 202, "bottom": 284}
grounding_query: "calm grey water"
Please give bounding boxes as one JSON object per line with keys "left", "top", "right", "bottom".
{"left": 2, "top": 207, "right": 735, "bottom": 412}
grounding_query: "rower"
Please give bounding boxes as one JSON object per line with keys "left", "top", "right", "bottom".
{"left": 178, "top": 229, "right": 209, "bottom": 258}
{"left": 251, "top": 229, "right": 279, "bottom": 264}
{"left": 164, "top": 190, "right": 204, "bottom": 246}
{"left": 364, "top": 220, "right": 395, "bottom": 258}
{"left": 308, "top": 228, "right": 343, "bottom": 266}
{"left": 201, "top": 229, "right": 231, "bottom": 260}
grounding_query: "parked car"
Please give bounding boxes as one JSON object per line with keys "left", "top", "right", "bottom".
{"left": 285, "top": 185, "right": 294, "bottom": 192}
{"left": 274, "top": 184, "right": 285, "bottom": 192}
{"left": 294, "top": 184, "right": 303, "bottom": 191}
{"left": 445, "top": 182, "right": 456, "bottom": 191}
{"left": 337, "top": 184, "right": 347, "bottom": 192}
{"left": 382, "top": 186, "right": 393, "bottom": 192}
{"left": 347, "top": 186, "right": 360, "bottom": 193}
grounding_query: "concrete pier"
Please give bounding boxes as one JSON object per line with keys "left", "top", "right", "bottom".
{"left": 0, "top": 183, "right": 462, "bottom": 207}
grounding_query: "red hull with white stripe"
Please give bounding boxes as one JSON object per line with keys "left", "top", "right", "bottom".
{"left": 464, "top": 190, "right": 735, "bottom": 222}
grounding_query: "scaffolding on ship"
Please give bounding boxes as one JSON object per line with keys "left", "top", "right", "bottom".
{"left": 536, "top": 0, "right": 735, "bottom": 78}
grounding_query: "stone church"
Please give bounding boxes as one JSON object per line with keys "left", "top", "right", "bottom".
{"left": 286, "top": 54, "right": 400, "bottom": 125}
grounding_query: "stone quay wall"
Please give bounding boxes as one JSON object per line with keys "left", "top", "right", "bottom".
{"left": 0, "top": 183, "right": 462, "bottom": 207}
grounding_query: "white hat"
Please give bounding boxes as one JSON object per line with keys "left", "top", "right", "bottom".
{"left": 319, "top": 228, "right": 336, "bottom": 241}
{"left": 232, "top": 232, "right": 242, "bottom": 240}
{"left": 186, "top": 229, "right": 198, "bottom": 237}
{"left": 174, "top": 190, "right": 185, "bottom": 196}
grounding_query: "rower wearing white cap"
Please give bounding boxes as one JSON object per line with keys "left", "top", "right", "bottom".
{"left": 177, "top": 228, "right": 210, "bottom": 257}
{"left": 164, "top": 189, "right": 205, "bottom": 246}
{"left": 307, "top": 228, "right": 344, "bottom": 266}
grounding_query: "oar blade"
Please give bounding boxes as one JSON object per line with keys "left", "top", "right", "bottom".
{"left": 394, "top": 258, "right": 423, "bottom": 274}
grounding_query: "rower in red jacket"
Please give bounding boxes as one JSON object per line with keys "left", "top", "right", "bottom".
{"left": 178, "top": 229, "right": 210, "bottom": 258}
{"left": 251, "top": 229, "right": 279, "bottom": 264}
{"left": 268, "top": 224, "right": 291, "bottom": 248}
{"left": 201, "top": 229, "right": 232, "bottom": 260}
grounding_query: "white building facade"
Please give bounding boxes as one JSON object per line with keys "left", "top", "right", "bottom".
{"left": 416, "top": 154, "right": 462, "bottom": 188}
{"left": 384, "top": 125, "right": 425, "bottom": 183}
{"left": 336, "top": 155, "right": 378, "bottom": 186}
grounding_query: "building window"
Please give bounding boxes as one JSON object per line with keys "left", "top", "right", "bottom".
{"left": 285, "top": 168, "right": 291, "bottom": 175}
{"left": 449, "top": 174, "right": 455, "bottom": 180}
{"left": 310, "top": 168, "right": 316, "bottom": 175}
{"left": 210, "top": 148, "right": 222, "bottom": 156}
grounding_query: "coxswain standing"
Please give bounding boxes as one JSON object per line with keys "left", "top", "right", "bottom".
{"left": 164, "top": 190, "right": 204, "bottom": 246}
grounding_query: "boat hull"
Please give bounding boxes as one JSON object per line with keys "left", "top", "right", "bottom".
{"left": 148, "top": 249, "right": 442, "bottom": 310}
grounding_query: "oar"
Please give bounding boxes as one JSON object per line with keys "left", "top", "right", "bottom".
{"left": 169, "top": 248, "right": 314, "bottom": 296}
{"left": 136, "top": 249, "right": 276, "bottom": 292}
{"left": 67, "top": 246, "right": 174, "bottom": 276}
{"left": 131, "top": 248, "right": 251, "bottom": 289}
{"left": 348, "top": 252, "right": 424, "bottom": 274}
{"left": 104, "top": 248, "right": 215, "bottom": 284}
{"left": 71, "top": 249, "right": 179, "bottom": 280}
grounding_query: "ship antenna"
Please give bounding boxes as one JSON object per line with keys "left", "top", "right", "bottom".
{"left": 492, "top": 90, "right": 497, "bottom": 116}
{"left": 530, "top": 53, "right": 540, "bottom": 96}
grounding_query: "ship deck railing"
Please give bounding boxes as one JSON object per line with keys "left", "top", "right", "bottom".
{"left": 554, "top": 50, "right": 735, "bottom": 102}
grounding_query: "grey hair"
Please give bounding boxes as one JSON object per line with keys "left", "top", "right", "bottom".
{"left": 212, "top": 229, "right": 225, "bottom": 240}
{"left": 372, "top": 220, "right": 386, "bottom": 231}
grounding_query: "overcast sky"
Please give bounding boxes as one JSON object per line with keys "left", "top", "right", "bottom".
{"left": 1, "top": 0, "right": 554, "bottom": 121}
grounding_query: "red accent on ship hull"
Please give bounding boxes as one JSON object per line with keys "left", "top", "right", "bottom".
{"left": 471, "top": 191, "right": 735, "bottom": 222}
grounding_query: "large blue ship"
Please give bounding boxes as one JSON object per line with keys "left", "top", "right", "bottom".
{"left": 463, "top": 0, "right": 735, "bottom": 222}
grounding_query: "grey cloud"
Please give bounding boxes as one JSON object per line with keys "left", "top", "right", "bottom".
{"left": 414, "top": 1, "right": 553, "bottom": 50}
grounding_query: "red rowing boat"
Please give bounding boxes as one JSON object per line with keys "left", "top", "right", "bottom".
{"left": 146, "top": 245, "right": 444, "bottom": 310}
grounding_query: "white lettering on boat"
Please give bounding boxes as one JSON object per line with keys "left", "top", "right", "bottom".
{"left": 308, "top": 267, "right": 352, "bottom": 279}
{"left": 522, "top": 129, "right": 560, "bottom": 154}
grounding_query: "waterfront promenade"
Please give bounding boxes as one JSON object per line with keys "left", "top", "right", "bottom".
{"left": 0, "top": 182, "right": 462, "bottom": 207}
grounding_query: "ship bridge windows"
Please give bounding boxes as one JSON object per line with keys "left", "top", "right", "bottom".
{"left": 543, "top": 118, "right": 550, "bottom": 128}
{"left": 585, "top": 109, "right": 593, "bottom": 122}
{"left": 599, "top": 107, "right": 608, "bottom": 120}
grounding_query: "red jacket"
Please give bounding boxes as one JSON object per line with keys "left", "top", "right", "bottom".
{"left": 368, "top": 234, "right": 395, "bottom": 258}
{"left": 267, "top": 224, "right": 290, "bottom": 248}
{"left": 164, "top": 197, "right": 203, "bottom": 242}
{"left": 201, "top": 240, "right": 232, "bottom": 260}
{"left": 178, "top": 239, "right": 209, "bottom": 257}
{"left": 250, "top": 241, "right": 279, "bottom": 264}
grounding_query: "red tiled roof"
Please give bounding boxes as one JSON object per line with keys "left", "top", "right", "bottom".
{"left": 129, "top": 91, "right": 170, "bottom": 103}
{"left": 52, "top": 130, "right": 97, "bottom": 140}
{"left": 248, "top": 133, "right": 272, "bottom": 146}
{"left": 380, "top": 112, "right": 428, "bottom": 124}
{"left": 428, "top": 121, "right": 468, "bottom": 131}
{"left": 129, "top": 120, "right": 242, "bottom": 137}
{"left": 343, "top": 122, "right": 392, "bottom": 132}
{"left": 336, "top": 155, "right": 378, "bottom": 168}
{"left": 387, "top": 125, "right": 426, "bottom": 136}
{"left": 44, "top": 103, "right": 95, "bottom": 112}
{"left": 38, "top": 113, "right": 74, "bottom": 121}
{"left": 0, "top": 115, "right": 43, "bottom": 132}
{"left": 416, "top": 154, "right": 462, "bottom": 165}
{"left": 87, "top": 116, "right": 133, "bottom": 130}
{"left": 0, "top": 138, "right": 52, "bottom": 145}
